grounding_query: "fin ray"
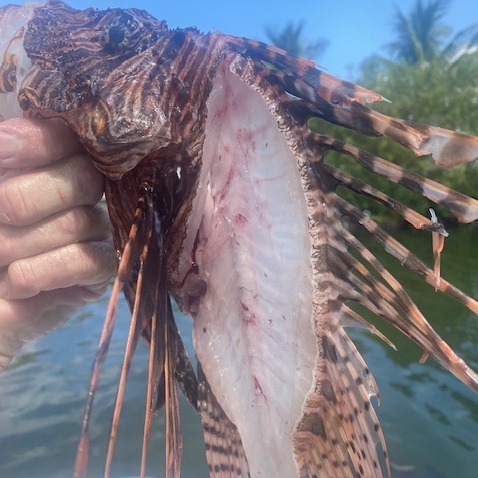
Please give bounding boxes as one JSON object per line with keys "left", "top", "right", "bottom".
{"left": 197, "top": 363, "right": 251, "bottom": 478}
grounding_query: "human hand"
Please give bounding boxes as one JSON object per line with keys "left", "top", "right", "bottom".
{"left": 0, "top": 118, "right": 116, "bottom": 371}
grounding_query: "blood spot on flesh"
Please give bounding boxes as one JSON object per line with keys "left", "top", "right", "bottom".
{"left": 234, "top": 213, "right": 247, "bottom": 226}
{"left": 253, "top": 376, "right": 264, "bottom": 396}
{"left": 236, "top": 128, "right": 256, "bottom": 154}
{"left": 214, "top": 105, "right": 226, "bottom": 119}
{"left": 240, "top": 301, "right": 256, "bottom": 324}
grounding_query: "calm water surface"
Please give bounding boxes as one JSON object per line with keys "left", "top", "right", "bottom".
{"left": 0, "top": 227, "right": 477, "bottom": 478}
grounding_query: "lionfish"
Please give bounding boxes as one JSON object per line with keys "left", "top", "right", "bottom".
{"left": 1, "top": 1, "right": 478, "bottom": 477}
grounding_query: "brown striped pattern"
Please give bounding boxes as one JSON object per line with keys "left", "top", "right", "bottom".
{"left": 198, "top": 365, "right": 251, "bottom": 478}
{"left": 19, "top": 1, "right": 230, "bottom": 179}
{"left": 6, "top": 2, "right": 478, "bottom": 478}
{"left": 228, "top": 35, "right": 478, "bottom": 478}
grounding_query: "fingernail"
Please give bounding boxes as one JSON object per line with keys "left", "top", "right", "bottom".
{"left": 0, "top": 132, "right": 21, "bottom": 160}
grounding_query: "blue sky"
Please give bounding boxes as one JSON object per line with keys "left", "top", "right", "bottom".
{"left": 6, "top": 0, "right": 478, "bottom": 80}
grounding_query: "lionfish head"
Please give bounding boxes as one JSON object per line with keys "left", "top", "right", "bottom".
{"left": 14, "top": 1, "right": 171, "bottom": 179}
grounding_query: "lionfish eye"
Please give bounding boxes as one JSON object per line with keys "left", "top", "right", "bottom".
{"left": 108, "top": 25, "right": 125, "bottom": 45}
{"left": 105, "top": 13, "right": 141, "bottom": 54}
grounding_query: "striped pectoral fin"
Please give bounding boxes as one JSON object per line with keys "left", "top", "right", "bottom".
{"left": 310, "top": 133, "right": 478, "bottom": 223}
{"left": 338, "top": 200, "right": 478, "bottom": 392}
{"left": 264, "top": 63, "right": 384, "bottom": 106}
{"left": 160, "top": 297, "right": 182, "bottom": 478}
{"left": 311, "top": 100, "right": 478, "bottom": 167}
{"left": 320, "top": 182, "right": 478, "bottom": 392}
{"left": 227, "top": 44, "right": 383, "bottom": 107}
{"left": 295, "top": 157, "right": 478, "bottom": 476}
{"left": 197, "top": 363, "right": 251, "bottom": 478}
{"left": 174, "top": 321, "right": 199, "bottom": 410}
{"left": 294, "top": 326, "right": 389, "bottom": 478}
{"left": 415, "top": 124, "right": 478, "bottom": 168}
{"left": 275, "top": 79, "right": 478, "bottom": 169}
{"left": 321, "top": 162, "right": 436, "bottom": 231}
{"left": 428, "top": 208, "right": 447, "bottom": 290}
{"left": 361, "top": 110, "right": 478, "bottom": 168}
{"left": 325, "top": 189, "right": 478, "bottom": 390}
{"left": 432, "top": 230, "right": 445, "bottom": 290}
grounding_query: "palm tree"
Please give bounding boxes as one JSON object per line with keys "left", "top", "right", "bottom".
{"left": 265, "top": 21, "right": 328, "bottom": 60}
{"left": 388, "top": 0, "right": 478, "bottom": 67}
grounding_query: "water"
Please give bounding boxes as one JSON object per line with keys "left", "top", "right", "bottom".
{"left": 0, "top": 226, "right": 477, "bottom": 478}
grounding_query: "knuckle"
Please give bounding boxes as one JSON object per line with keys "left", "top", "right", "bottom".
{"left": 92, "top": 205, "right": 112, "bottom": 238}
{"left": 57, "top": 207, "right": 89, "bottom": 236}
{"left": 58, "top": 205, "right": 111, "bottom": 241}
{"left": 0, "top": 229, "right": 15, "bottom": 265}
{"left": 74, "top": 155, "right": 104, "bottom": 203}
{"left": 82, "top": 241, "right": 116, "bottom": 283}
{"left": 101, "top": 242, "right": 117, "bottom": 278}
{"left": 8, "top": 259, "right": 36, "bottom": 292}
{"left": 0, "top": 179, "right": 30, "bottom": 224}
{"left": 60, "top": 242, "right": 89, "bottom": 266}
{"left": 55, "top": 241, "right": 115, "bottom": 289}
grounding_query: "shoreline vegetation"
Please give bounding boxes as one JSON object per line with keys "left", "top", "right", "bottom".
{"left": 269, "top": 0, "right": 478, "bottom": 228}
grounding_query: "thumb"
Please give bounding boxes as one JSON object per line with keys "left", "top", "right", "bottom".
{"left": 0, "top": 117, "right": 82, "bottom": 169}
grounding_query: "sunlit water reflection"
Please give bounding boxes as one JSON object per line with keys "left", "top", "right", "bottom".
{"left": 0, "top": 227, "right": 477, "bottom": 478}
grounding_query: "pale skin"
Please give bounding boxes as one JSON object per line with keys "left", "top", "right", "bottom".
{"left": 0, "top": 117, "right": 116, "bottom": 371}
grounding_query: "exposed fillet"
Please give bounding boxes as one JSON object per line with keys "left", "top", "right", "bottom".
{"left": 178, "top": 62, "right": 315, "bottom": 477}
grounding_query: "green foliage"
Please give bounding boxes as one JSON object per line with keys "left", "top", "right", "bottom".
{"left": 388, "top": 0, "right": 451, "bottom": 65}
{"left": 305, "top": 0, "right": 478, "bottom": 226}
{"left": 386, "top": 0, "right": 478, "bottom": 67}
{"left": 310, "top": 52, "right": 478, "bottom": 225}
{"left": 265, "top": 2, "right": 478, "bottom": 226}
{"left": 265, "top": 21, "right": 328, "bottom": 60}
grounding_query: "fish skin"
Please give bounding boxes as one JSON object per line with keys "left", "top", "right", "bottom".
{"left": 0, "top": 2, "right": 477, "bottom": 478}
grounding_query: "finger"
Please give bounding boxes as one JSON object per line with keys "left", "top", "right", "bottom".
{"left": 0, "top": 240, "right": 116, "bottom": 300}
{"left": 0, "top": 204, "right": 111, "bottom": 267}
{"left": 0, "top": 153, "right": 104, "bottom": 225}
{"left": 0, "top": 286, "right": 105, "bottom": 370}
{"left": 0, "top": 117, "right": 82, "bottom": 168}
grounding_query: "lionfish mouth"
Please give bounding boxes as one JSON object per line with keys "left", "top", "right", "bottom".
{"left": 1, "top": 2, "right": 478, "bottom": 478}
